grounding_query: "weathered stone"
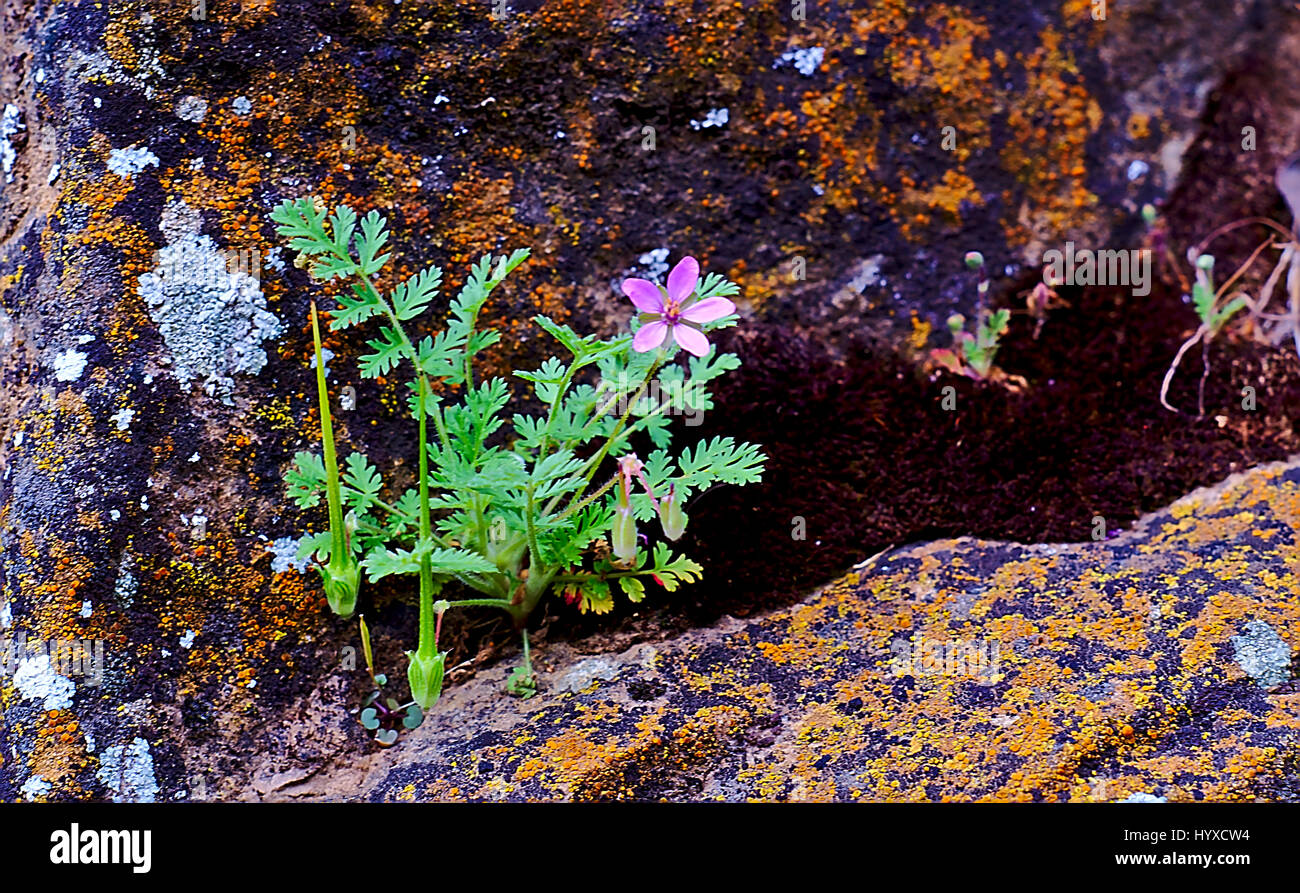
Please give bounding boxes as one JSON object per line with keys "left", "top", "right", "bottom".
{"left": 0, "top": 0, "right": 1296, "bottom": 802}
{"left": 268, "top": 459, "right": 1300, "bottom": 802}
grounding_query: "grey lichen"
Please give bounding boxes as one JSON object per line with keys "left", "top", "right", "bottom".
{"left": 95, "top": 737, "right": 159, "bottom": 803}
{"left": 139, "top": 202, "right": 282, "bottom": 402}
{"left": 1231, "top": 620, "right": 1292, "bottom": 690}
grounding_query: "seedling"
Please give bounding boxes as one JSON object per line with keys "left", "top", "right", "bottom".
{"left": 273, "top": 198, "right": 765, "bottom": 713}
{"left": 356, "top": 616, "right": 424, "bottom": 746}
{"left": 1159, "top": 158, "right": 1300, "bottom": 415}
{"left": 1160, "top": 252, "right": 1252, "bottom": 417}
{"left": 931, "top": 251, "right": 1015, "bottom": 381}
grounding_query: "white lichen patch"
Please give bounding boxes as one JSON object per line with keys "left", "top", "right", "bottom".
{"left": 114, "top": 553, "right": 138, "bottom": 606}
{"left": 774, "top": 46, "right": 825, "bottom": 77}
{"left": 309, "top": 347, "right": 334, "bottom": 378}
{"left": 174, "top": 95, "right": 208, "bottom": 123}
{"left": 14, "top": 653, "right": 76, "bottom": 711}
{"left": 139, "top": 202, "right": 283, "bottom": 401}
{"left": 179, "top": 630, "right": 196, "bottom": 649}
{"left": 110, "top": 407, "right": 135, "bottom": 431}
{"left": 96, "top": 737, "right": 159, "bottom": 803}
{"left": 20, "top": 774, "right": 52, "bottom": 801}
{"left": 1, "top": 103, "right": 24, "bottom": 184}
{"left": 690, "top": 108, "right": 729, "bottom": 130}
{"left": 232, "top": 95, "right": 253, "bottom": 116}
{"left": 107, "top": 145, "right": 160, "bottom": 178}
{"left": 267, "top": 537, "right": 310, "bottom": 575}
{"left": 52, "top": 348, "right": 87, "bottom": 382}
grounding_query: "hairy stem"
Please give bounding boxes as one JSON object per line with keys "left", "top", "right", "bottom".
{"left": 416, "top": 375, "right": 437, "bottom": 658}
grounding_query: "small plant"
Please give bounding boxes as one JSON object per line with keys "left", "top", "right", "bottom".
{"left": 1157, "top": 159, "right": 1300, "bottom": 416}
{"left": 934, "top": 308, "right": 1011, "bottom": 380}
{"left": 1159, "top": 253, "right": 1250, "bottom": 417}
{"left": 356, "top": 615, "right": 424, "bottom": 746}
{"left": 272, "top": 197, "right": 765, "bottom": 714}
{"left": 931, "top": 251, "right": 1013, "bottom": 381}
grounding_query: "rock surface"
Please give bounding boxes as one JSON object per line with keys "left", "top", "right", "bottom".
{"left": 274, "top": 458, "right": 1300, "bottom": 803}
{"left": 0, "top": 0, "right": 1297, "bottom": 801}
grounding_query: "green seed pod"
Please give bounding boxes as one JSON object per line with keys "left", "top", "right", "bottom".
{"left": 658, "top": 485, "right": 688, "bottom": 540}
{"left": 964, "top": 251, "right": 984, "bottom": 270}
{"left": 406, "top": 649, "right": 447, "bottom": 710}
{"left": 319, "top": 552, "right": 361, "bottom": 618}
{"left": 612, "top": 507, "right": 638, "bottom": 563}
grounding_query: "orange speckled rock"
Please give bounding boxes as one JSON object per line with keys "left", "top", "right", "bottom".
{"left": 0, "top": 0, "right": 1294, "bottom": 802}
{"left": 295, "top": 459, "right": 1300, "bottom": 802}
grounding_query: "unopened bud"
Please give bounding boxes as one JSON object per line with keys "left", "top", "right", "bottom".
{"left": 658, "top": 485, "right": 688, "bottom": 540}
{"left": 612, "top": 507, "right": 638, "bottom": 563}
{"left": 406, "top": 649, "right": 447, "bottom": 710}
{"left": 964, "top": 251, "right": 984, "bottom": 270}
{"left": 318, "top": 552, "right": 360, "bottom": 618}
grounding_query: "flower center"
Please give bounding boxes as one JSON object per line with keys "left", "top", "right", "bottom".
{"left": 662, "top": 299, "right": 682, "bottom": 325}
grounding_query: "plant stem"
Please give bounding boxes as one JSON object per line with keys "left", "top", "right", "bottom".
{"left": 416, "top": 374, "right": 438, "bottom": 658}
{"left": 537, "top": 361, "right": 579, "bottom": 457}
{"left": 563, "top": 355, "right": 663, "bottom": 513}
{"left": 442, "top": 597, "right": 515, "bottom": 611}
{"left": 520, "top": 627, "right": 533, "bottom": 677}
{"left": 311, "top": 302, "right": 347, "bottom": 561}
{"left": 554, "top": 473, "right": 618, "bottom": 523}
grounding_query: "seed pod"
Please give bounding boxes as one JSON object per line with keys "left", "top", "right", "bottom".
{"left": 658, "top": 484, "right": 688, "bottom": 540}
{"left": 612, "top": 507, "right": 637, "bottom": 563}
{"left": 406, "top": 649, "right": 447, "bottom": 710}
{"left": 318, "top": 551, "right": 361, "bottom": 618}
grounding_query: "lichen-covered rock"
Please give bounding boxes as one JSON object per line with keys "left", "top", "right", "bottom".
{"left": 0, "top": 0, "right": 1295, "bottom": 802}
{"left": 287, "top": 458, "right": 1300, "bottom": 803}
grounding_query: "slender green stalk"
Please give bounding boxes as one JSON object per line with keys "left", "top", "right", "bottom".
{"left": 416, "top": 375, "right": 435, "bottom": 655}
{"left": 312, "top": 302, "right": 346, "bottom": 562}
{"left": 310, "top": 301, "right": 360, "bottom": 617}
{"left": 562, "top": 355, "right": 663, "bottom": 513}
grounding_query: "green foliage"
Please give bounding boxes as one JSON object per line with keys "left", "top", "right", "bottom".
{"left": 271, "top": 197, "right": 765, "bottom": 712}
{"left": 1191, "top": 255, "right": 1248, "bottom": 334}
{"left": 934, "top": 308, "right": 1010, "bottom": 381}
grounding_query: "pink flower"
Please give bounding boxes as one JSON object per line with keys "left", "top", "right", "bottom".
{"left": 621, "top": 256, "right": 735, "bottom": 357}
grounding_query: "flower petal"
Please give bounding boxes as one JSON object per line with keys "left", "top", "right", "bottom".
{"left": 680, "top": 296, "right": 735, "bottom": 324}
{"left": 672, "top": 324, "right": 710, "bottom": 357}
{"left": 622, "top": 278, "right": 665, "bottom": 313}
{"left": 666, "top": 256, "right": 700, "bottom": 303}
{"left": 632, "top": 320, "right": 670, "bottom": 353}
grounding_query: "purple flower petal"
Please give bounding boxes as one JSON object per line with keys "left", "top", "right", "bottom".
{"left": 672, "top": 324, "right": 710, "bottom": 357}
{"left": 622, "top": 278, "right": 665, "bottom": 313}
{"left": 681, "top": 297, "right": 735, "bottom": 324}
{"left": 633, "top": 320, "right": 670, "bottom": 352}
{"left": 666, "top": 256, "right": 700, "bottom": 303}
